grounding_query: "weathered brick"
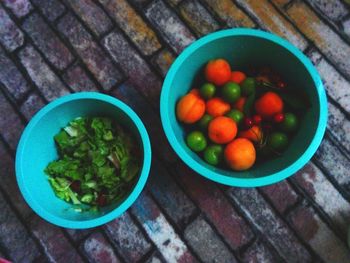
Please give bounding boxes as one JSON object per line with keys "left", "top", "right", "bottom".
{"left": 0, "top": 191, "right": 40, "bottom": 262}
{"left": 82, "top": 232, "right": 121, "bottom": 263}
{"left": 65, "top": 228, "right": 94, "bottom": 242}
{"left": 286, "top": 1, "right": 350, "bottom": 79}
{"left": 0, "top": 46, "right": 30, "bottom": 100}
{"left": 148, "top": 159, "right": 197, "bottom": 228}
{"left": 289, "top": 202, "right": 350, "bottom": 263}
{"left": 63, "top": 64, "right": 98, "bottom": 92}
{"left": 271, "top": 0, "right": 290, "bottom": 7}
{"left": 132, "top": 191, "right": 197, "bottom": 263}
{"left": 145, "top": 0, "right": 195, "bottom": 54}
{"left": 304, "top": 0, "right": 348, "bottom": 21}
{"left": 236, "top": 0, "right": 308, "bottom": 50}
{"left": 243, "top": 239, "right": 280, "bottom": 263}
{"left": 23, "top": 13, "right": 74, "bottom": 70}
{"left": 18, "top": 45, "right": 69, "bottom": 101}
{"left": 327, "top": 102, "right": 350, "bottom": 152}
{"left": 19, "top": 92, "right": 45, "bottom": 120}
{"left": 184, "top": 217, "right": 237, "bottom": 263}
{"left": 0, "top": 141, "right": 32, "bottom": 217}
{"left": 201, "top": 0, "right": 255, "bottom": 28}
{"left": 104, "top": 212, "right": 152, "bottom": 262}
{"left": 179, "top": 0, "right": 220, "bottom": 37}
{"left": 65, "top": 0, "right": 112, "bottom": 37}
{"left": 3, "top": 0, "right": 32, "bottom": 17}
{"left": 130, "top": 0, "right": 149, "bottom": 7}
{"left": 227, "top": 188, "right": 311, "bottom": 262}
{"left": 31, "top": 0, "right": 66, "bottom": 21}
{"left": 260, "top": 180, "right": 299, "bottom": 214}
{"left": 103, "top": 31, "right": 161, "bottom": 105}
{"left": 98, "top": 0, "right": 161, "bottom": 56}
{"left": 342, "top": 17, "right": 350, "bottom": 39}
{"left": 175, "top": 164, "right": 253, "bottom": 250}
{"left": 112, "top": 84, "right": 177, "bottom": 163}
{"left": 151, "top": 48, "right": 175, "bottom": 77}
{"left": 0, "top": 6, "right": 24, "bottom": 51}
{"left": 145, "top": 252, "right": 164, "bottom": 263}
{"left": 293, "top": 163, "right": 350, "bottom": 238}
{"left": 28, "top": 215, "right": 84, "bottom": 263}
{"left": 165, "top": 0, "right": 181, "bottom": 6}
{"left": 0, "top": 93, "right": 24, "bottom": 150}
{"left": 308, "top": 50, "right": 350, "bottom": 113}
{"left": 314, "top": 137, "right": 350, "bottom": 192}
{"left": 58, "top": 14, "right": 122, "bottom": 90}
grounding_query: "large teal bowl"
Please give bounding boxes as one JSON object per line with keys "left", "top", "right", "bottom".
{"left": 160, "top": 29, "right": 327, "bottom": 187}
{"left": 16, "top": 92, "right": 151, "bottom": 228}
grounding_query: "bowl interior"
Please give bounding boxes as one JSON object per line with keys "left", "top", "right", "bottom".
{"left": 163, "top": 33, "right": 322, "bottom": 182}
{"left": 18, "top": 98, "right": 144, "bottom": 222}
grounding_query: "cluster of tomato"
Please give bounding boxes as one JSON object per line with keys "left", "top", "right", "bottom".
{"left": 176, "top": 59, "right": 300, "bottom": 171}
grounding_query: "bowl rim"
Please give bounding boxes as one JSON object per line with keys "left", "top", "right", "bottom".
{"left": 15, "top": 92, "right": 152, "bottom": 228}
{"left": 160, "top": 28, "right": 328, "bottom": 187}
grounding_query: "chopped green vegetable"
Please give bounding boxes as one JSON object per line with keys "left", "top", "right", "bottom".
{"left": 45, "top": 117, "right": 141, "bottom": 211}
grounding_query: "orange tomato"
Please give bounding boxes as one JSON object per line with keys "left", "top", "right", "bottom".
{"left": 176, "top": 93, "right": 205, "bottom": 123}
{"left": 206, "top": 97, "right": 231, "bottom": 117}
{"left": 208, "top": 116, "right": 237, "bottom": 144}
{"left": 189, "top": 88, "right": 200, "bottom": 97}
{"left": 224, "top": 138, "right": 256, "bottom": 171}
{"left": 230, "top": 71, "right": 246, "bottom": 84}
{"left": 238, "top": 125, "right": 263, "bottom": 143}
{"left": 233, "top": 97, "right": 246, "bottom": 112}
{"left": 255, "top": 92, "right": 283, "bottom": 119}
{"left": 205, "top": 59, "right": 231, "bottom": 86}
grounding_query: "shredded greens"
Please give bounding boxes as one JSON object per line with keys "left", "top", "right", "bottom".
{"left": 45, "top": 117, "right": 140, "bottom": 211}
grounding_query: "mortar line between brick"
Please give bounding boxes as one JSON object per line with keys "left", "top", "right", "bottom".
{"left": 8, "top": 3, "right": 70, "bottom": 74}
{"left": 94, "top": 0, "right": 176, "bottom": 81}
{"left": 165, "top": 162, "right": 249, "bottom": 262}
{"left": 281, "top": 1, "right": 350, "bottom": 83}
{"left": 0, "top": 188, "right": 47, "bottom": 261}
{"left": 218, "top": 186, "right": 288, "bottom": 262}
{"left": 176, "top": 0, "right": 223, "bottom": 37}
{"left": 112, "top": 209, "right": 156, "bottom": 260}
{"left": 137, "top": 0, "right": 199, "bottom": 56}
{"left": 302, "top": 0, "right": 350, "bottom": 36}
{"left": 256, "top": 186, "right": 334, "bottom": 262}
{"left": 58, "top": 0, "right": 156, "bottom": 86}
{"left": 38, "top": 1, "right": 127, "bottom": 89}
{"left": 145, "top": 186, "right": 204, "bottom": 263}
{"left": 0, "top": 84, "right": 28, "bottom": 126}
{"left": 288, "top": 175, "right": 350, "bottom": 245}
{"left": 60, "top": 229, "right": 90, "bottom": 263}
{"left": 228, "top": 185, "right": 324, "bottom": 261}
{"left": 93, "top": 229, "right": 128, "bottom": 263}
{"left": 10, "top": 26, "right": 78, "bottom": 96}
{"left": 194, "top": 0, "right": 229, "bottom": 28}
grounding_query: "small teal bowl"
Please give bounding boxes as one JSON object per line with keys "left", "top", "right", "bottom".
{"left": 160, "top": 29, "right": 327, "bottom": 187}
{"left": 16, "top": 92, "right": 151, "bottom": 228}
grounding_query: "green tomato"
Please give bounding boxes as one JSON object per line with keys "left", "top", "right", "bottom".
{"left": 198, "top": 114, "right": 213, "bottom": 130}
{"left": 222, "top": 82, "right": 241, "bottom": 103}
{"left": 200, "top": 83, "right": 216, "bottom": 99}
{"left": 226, "top": 109, "right": 244, "bottom": 124}
{"left": 241, "top": 77, "right": 256, "bottom": 96}
{"left": 203, "top": 144, "right": 223, "bottom": 166}
{"left": 267, "top": 132, "right": 289, "bottom": 152}
{"left": 280, "top": 113, "right": 298, "bottom": 133}
{"left": 186, "top": 131, "right": 207, "bottom": 152}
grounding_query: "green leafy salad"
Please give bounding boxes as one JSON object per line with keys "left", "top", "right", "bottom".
{"left": 45, "top": 117, "right": 141, "bottom": 211}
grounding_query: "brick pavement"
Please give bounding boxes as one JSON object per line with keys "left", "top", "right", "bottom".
{"left": 0, "top": 0, "right": 349, "bottom": 262}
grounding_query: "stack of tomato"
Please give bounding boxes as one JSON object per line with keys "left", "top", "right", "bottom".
{"left": 176, "top": 58, "right": 304, "bottom": 171}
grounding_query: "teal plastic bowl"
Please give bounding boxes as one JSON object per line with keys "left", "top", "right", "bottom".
{"left": 160, "top": 29, "right": 327, "bottom": 187}
{"left": 16, "top": 92, "right": 151, "bottom": 228}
